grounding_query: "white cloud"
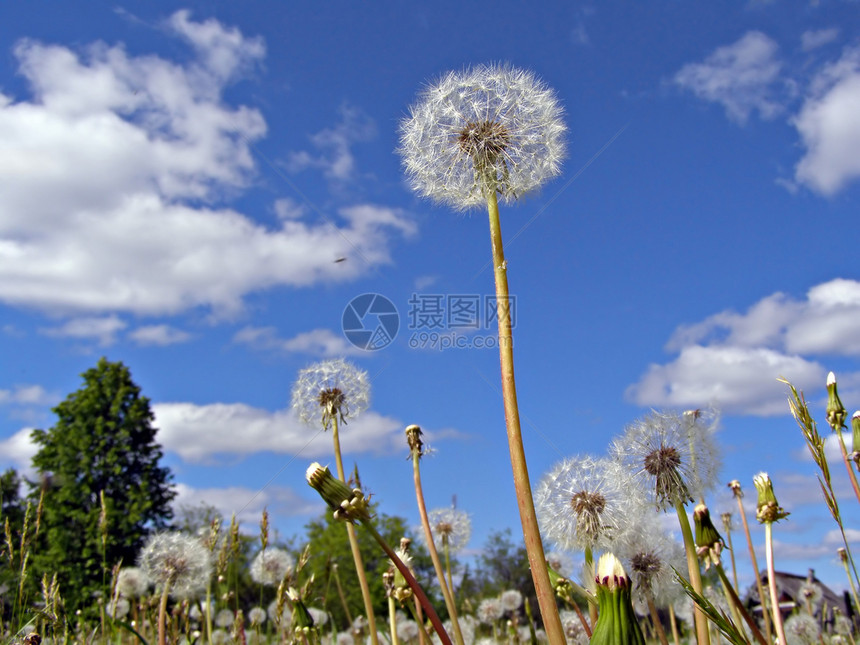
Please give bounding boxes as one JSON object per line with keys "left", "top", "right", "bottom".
{"left": 173, "top": 482, "right": 318, "bottom": 529}
{"left": 39, "top": 315, "right": 127, "bottom": 346}
{"left": 793, "top": 46, "right": 860, "bottom": 195}
{"left": 627, "top": 345, "right": 824, "bottom": 415}
{"left": 286, "top": 104, "right": 377, "bottom": 183}
{"left": 0, "top": 15, "right": 413, "bottom": 317}
{"left": 674, "top": 31, "right": 782, "bottom": 124}
{"left": 0, "top": 384, "right": 53, "bottom": 406}
{"left": 129, "top": 324, "right": 192, "bottom": 346}
{"left": 167, "top": 10, "right": 266, "bottom": 82}
{"left": 627, "top": 278, "right": 860, "bottom": 415}
{"left": 234, "top": 326, "right": 365, "bottom": 357}
{"left": 801, "top": 28, "right": 839, "bottom": 52}
{"left": 0, "top": 427, "right": 38, "bottom": 469}
{"left": 153, "top": 402, "right": 406, "bottom": 463}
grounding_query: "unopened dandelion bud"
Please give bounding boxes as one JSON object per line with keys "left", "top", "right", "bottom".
{"left": 826, "top": 372, "right": 847, "bottom": 431}
{"left": 590, "top": 553, "right": 646, "bottom": 645}
{"left": 693, "top": 504, "right": 725, "bottom": 570}
{"left": 753, "top": 473, "right": 789, "bottom": 524}
{"left": 305, "top": 462, "right": 371, "bottom": 523}
{"left": 851, "top": 412, "right": 860, "bottom": 463}
{"left": 287, "top": 587, "right": 315, "bottom": 633}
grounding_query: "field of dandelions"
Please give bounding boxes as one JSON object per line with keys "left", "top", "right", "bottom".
{"left": 4, "top": 64, "right": 859, "bottom": 645}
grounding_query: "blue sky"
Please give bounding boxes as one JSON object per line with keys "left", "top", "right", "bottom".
{"left": 1, "top": 1, "right": 859, "bottom": 597}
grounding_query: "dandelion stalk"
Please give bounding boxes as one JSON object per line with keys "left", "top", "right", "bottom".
{"left": 332, "top": 415, "right": 379, "bottom": 645}
{"left": 406, "top": 426, "right": 465, "bottom": 645}
{"left": 674, "top": 500, "right": 711, "bottom": 645}
{"left": 399, "top": 64, "right": 566, "bottom": 642}
{"left": 482, "top": 168, "right": 563, "bottom": 641}
{"left": 728, "top": 480, "right": 773, "bottom": 642}
{"left": 754, "top": 472, "right": 789, "bottom": 645}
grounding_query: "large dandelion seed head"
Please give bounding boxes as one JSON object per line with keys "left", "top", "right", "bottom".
{"left": 250, "top": 548, "right": 295, "bottom": 586}
{"left": 611, "top": 409, "right": 721, "bottom": 511}
{"left": 399, "top": 63, "right": 566, "bottom": 211}
{"left": 536, "top": 455, "right": 642, "bottom": 552}
{"left": 291, "top": 358, "right": 370, "bottom": 430}
{"left": 138, "top": 532, "right": 212, "bottom": 599}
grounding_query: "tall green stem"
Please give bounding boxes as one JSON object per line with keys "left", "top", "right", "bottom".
{"left": 764, "top": 523, "right": 787, "bottom": 645}
{"left": 483, "top": 179, "right": 564, "bottom": 644}
{"left": 331, "top": 417, "right": 379, "bottom": 645}
{"left": 674, "top": 500, "right": 710, "bottom": 645}
{"left": 733, "top": 493, "right": 773, "bottom": 642}
{"left": 411, "top": 451, "right": 465, "bottom": 645}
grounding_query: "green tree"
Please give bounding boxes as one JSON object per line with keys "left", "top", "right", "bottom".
{"left": 301, "top": 506, "right": 436, "bottom": 631}
{"left": 29, "top": 358, "right": 176, "bottom": 615}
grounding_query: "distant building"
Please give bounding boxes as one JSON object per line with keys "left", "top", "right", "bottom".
{"left": 747, "top": 568, "right": 854, "bottom": 628}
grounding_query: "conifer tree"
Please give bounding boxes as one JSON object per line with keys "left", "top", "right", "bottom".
{"left": 30, "top": 358, "right": 175, "bottom": 614}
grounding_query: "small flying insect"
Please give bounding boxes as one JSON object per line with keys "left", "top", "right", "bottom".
{"left": 334, "top": 257, "right": 347, "bottom": 263}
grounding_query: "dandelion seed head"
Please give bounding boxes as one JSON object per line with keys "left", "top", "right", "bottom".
{"left": 560, "top": 610, "right": 589, "bottom": 645}
{"left": 115, "top": 566, "right": 150, "bottom": 598}
{"left": 250, "top": 548, "right": 294, "bottom": 587}
{"left": 426, "top": 507, "right": 471, "bottom": 553}
{"left": 215, "top": 609, "right": 234, "bottom": 629}
{"left": 477, "top": 597, "right": 504, "bottom": 624}
{"left": 397, "top": 620, "right": 420, "bottom": 642}
{"left": 785, "top": 613, "right": 821, "bottom": 645}
{"left": 500, "top": 589, "right": 523, "bottom": 612}
{"left": 611, "top": 409, "right": 721, "bottom": 511}
{"left": 138, "top": 532, "right": 212, "bottom": 599}
{"left": 399, "top": 63, "right": 566, "bottom": 210}
{"left": 248, "top": 607, "right": 267, "bottom": 626}
{"left": 291, "top": 358, "right": 370, "bottom": 430}
{"left": 536, "top": 455, "right": 642, "bottom": 551}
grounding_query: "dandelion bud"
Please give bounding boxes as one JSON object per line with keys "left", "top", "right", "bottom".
{"left": 693, "top": 504, "right": 725, "bottom": 570}
{"left": 753, "top": 473, "right": 790, "bottom": 524}
{"left": 826, "top": 372, "right": 847, "bottom": 431}
{"left": 590, "top": 553, "right": 646, "bottom": 645}
{"left": 305, "top": 462, "right": 371, "bottom": 523}
{"left": 287, "top": 587, "right": 315, "bottom": 634}
{"left": 851, "top": 412, "right": 860, "bottom": 464}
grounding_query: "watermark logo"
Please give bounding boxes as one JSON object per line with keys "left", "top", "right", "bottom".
{"left": 342, "top": 293, "right": 400, "bottom": 350}
{"left": 343, "top": 292, "right": 516, "bottom": 351}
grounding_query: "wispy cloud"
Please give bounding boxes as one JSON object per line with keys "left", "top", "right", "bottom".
{"left": 674, "top": 31, "right": 782, "bottom": 124}
{"left": 234, "top": 326, "right": 365, "bottom": 357}
{"left": 39, "top": 315, "right": 127, "bottom": 346}
{"left": 129, "top": 325, "right": 192, "bottom": 346}
{"left": 800, "top": 28, "right": 839, "bottom": 52}
{"left": 285, "top": 104, "right": 377, "bottom": 185}
{"left": 626, "top": 278, "right": 860, "bottom": 415}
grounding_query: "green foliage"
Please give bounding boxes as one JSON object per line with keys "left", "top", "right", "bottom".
{"left": 28, "top": 358, "right": 176, "bottom": 617}
{"left": 301, "top": 505, "right": 436, "bottom": 631}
